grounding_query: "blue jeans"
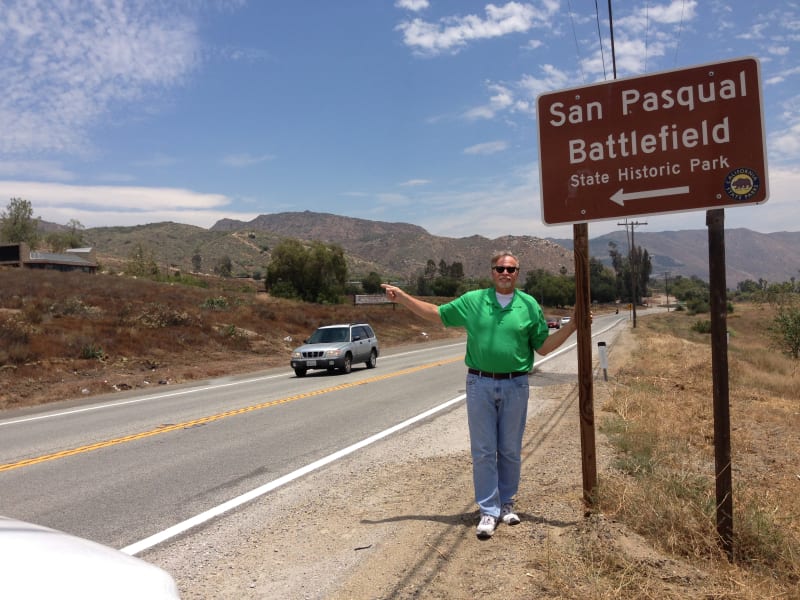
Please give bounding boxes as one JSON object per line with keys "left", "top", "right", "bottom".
{"left": 465, "top": 373, "right": 529, "bottom": 518}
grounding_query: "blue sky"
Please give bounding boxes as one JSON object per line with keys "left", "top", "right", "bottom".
{"left": 0, "top": 0, "right": 798, "bottom": 240}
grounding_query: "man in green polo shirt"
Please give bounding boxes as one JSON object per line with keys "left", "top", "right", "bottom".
{"left": 382, "top": 251, "right": 579, "bottom": 539}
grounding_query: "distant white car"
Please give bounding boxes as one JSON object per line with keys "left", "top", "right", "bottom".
{"left": 559, "top": 316, "right": 572, "bottom": 326}
{"left": 0, "top": 516, "right": 180, "bottom": 599}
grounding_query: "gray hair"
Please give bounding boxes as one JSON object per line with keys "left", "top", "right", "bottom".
{"left": 491, "top": 251, "right": 519, "bottom": 267}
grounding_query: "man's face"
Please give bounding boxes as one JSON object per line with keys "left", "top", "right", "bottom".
{"left": 491, "top": 256, "right": 519, "bottom": 293}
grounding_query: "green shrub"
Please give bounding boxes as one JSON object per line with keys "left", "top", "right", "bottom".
{"left": 80, "top": 344, "right": 105, "bottom": 360}
{"left": 201, "top": 296, "right": 229, "bottom": 310}
{"left": 135, "top": 303, "right": 192, "bottom": 328}
{"left": 0, "top": 317, "right": 32, "bottom": 364}
{"left": 691, "top": 319, "right": 712, "bottom": 334}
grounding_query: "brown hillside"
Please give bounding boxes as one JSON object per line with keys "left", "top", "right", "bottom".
{"left": 0, "top": 269, "right": 463, "bottom": 409}
{"left": 211, "top": 211, "right": 575, "bottom": 279}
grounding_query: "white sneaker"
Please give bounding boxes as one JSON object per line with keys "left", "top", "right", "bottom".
{"left": 476, "top": 514, "right": 497, "bottom": 539}
{"left": 500, "top": 503, "right": 520, "bottom": 525}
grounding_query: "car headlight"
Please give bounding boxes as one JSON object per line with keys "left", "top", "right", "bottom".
{"left": 291, "top": 351, "right": 302, "bottom": 359}
{"left": 325, "top": 349, "right": 342, "bottom": 358}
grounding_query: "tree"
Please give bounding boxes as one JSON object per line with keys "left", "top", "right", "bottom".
{"left": 124, "top": 243, "right": 160, "bottom": 277}
{"left": 424, "top": 259, "right": 437, "bottom": 280}
{"left": 265, "top": 239, "right": 348, "bottom": 303}
{"left": 415, "top": 274, "right": 433, "bottom": 296}
{"left": 0, "top": 197, "right": 40, "bottom": 247}
{"left": 191, "top": 250, "right": 202, "bottom": 273}
{"left": 305, "top": 242, "right": 347, "bottom": 303}
{"left": 45, "top": 219, "right": 85, "bottom": 252}
{"left": 769, "top": 304, "right": 800, "bottom": 359}
{"left": 523, "top": 269, "right": 575, "bottom": 307}
{"left": 449, "top": 262, "right": 464, "bottom": 280}
{"left": 589, "top": 257, "right": 617, "bottom": 303}
{"left": 361, "top": 271, "right": 383, "bottom": 294}
{"left": 608, "top": 241, "right": 652, "bottom": 303}
{"left": 431, "top": 277, "right": 459, "bottom": 296}
{"left": 214, "top": 255, "right": 233, "bottom": 278}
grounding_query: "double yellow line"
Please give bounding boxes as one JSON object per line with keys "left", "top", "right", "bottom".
{"left": 1, "top": 358, "right": 461, "bottom": 473}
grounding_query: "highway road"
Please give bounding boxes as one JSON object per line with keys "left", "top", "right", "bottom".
{"left": 0, "top": 311, "right": 627, "bottom": 553}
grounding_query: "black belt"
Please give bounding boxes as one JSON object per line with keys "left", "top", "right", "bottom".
{"left": 468, "top": 368, "right": 528, "bottom": 379}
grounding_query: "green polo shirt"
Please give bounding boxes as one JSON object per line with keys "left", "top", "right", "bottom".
{"left": 438, "top": 288, "right": 550, "bottom": 373}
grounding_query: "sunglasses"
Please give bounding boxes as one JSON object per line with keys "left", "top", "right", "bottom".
{"left": 493, "top": 266, "right": 518, "bottom": 274}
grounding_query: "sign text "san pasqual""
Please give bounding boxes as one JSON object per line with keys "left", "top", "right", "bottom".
{"left": 536, "top": 57, "right": 768, "bottom": 225}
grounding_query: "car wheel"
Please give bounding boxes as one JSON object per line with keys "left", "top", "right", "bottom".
{"left": 294, "top": 368, "right": 307, "bottom": 377}
{"left": 366, "top": 349, "right": 377, "bottom": 369}
{"left": 340, "top": 354, "right": 352, "bottom": 374}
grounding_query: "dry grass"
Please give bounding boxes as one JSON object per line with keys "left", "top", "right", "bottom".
{"left": 596, "top": 304, "right": 800, "bottom": 598}
{"left": 3, "top": 269, "right": 799, "bottom": 597}
{"left": 0, "top": 269, "right": 459, "bottom": 409}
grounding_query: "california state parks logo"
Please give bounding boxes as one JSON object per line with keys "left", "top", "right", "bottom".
{"left": 724, "top": 168, "right": 760, "bottom": 201}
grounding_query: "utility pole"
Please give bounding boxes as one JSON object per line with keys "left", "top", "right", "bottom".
{"left": 618, "top": 219, "right": 647, "bottom": 328}
{"left": 664, "top": 271, "right": 671, "bottom": 311}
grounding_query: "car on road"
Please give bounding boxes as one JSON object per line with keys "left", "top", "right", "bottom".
{"left": 559, "top": 316, "right": 572, "bottom": 327}
{"left": 290, "top": 323, "right": 379, "bottom": 377}
{"left": 547, "top": 317, "right": 560, "bottom": 329}
{"left": 0, "top": 515, "right": 180, "bottom": 599}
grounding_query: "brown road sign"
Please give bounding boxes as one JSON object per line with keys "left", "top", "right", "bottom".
{"left": 536, "top": 57, "right": 768, "bottom": 225}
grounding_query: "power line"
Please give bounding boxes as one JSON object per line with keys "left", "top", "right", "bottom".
{"left": 567, "top": 0, "right": 588, "bottom": 84}
{"left": 644, "top": 1, "right": 650, "bottom": 72}
{"left": 673, "top": 0, "right": 687, "bottom": 66}
{"left": 592, "top": 0, "right": 607, "bottom": 80}
{"left": 607, "top": 0, "right": 617, "bottom": 79}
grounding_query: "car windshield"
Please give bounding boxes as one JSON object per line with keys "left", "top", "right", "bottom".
{"left": 308, "top": 327, "right": 349, "bottom": 344}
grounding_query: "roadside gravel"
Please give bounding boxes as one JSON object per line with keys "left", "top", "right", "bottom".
{"left": 144, "top": 324, "right": 632, "bottom": 599}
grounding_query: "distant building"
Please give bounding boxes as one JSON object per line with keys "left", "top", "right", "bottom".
{"left": 0, "top": 243, "right": 98, "bottom": 273}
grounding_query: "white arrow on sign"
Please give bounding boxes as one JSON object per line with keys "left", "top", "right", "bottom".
{"left": 610, "top": 186, "right": 690, "bottom": 207}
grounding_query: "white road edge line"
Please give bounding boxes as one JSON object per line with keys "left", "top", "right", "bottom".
{"left": 0, "top": 342, "right": 467, "bottom": 427}
{"left": 120, "top": 392, "right": 466, "bottom": 556}
{"left": 121, "top": 320, "right": 623, "bottom": 556}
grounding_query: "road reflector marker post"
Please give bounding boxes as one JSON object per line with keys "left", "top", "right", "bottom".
{"left": 597, "top": 342, "right": 608, "bottom": 381}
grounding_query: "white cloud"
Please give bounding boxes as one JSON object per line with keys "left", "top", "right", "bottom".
{"left": 0, "top": 180, "right": 256, "bottom": 228}
{"left": 407, "top": 161, "right": 799, "bottom": 240}
{"left": 221, "top": 153, "right": 276, "bottom": 167}
{"left": 770, "top": 123, "right": 800, "bottom": 159}
{"left": 0, "top": 1, "right": 200, "bottom": 155}
{"left": 396, "top": 2, "right": 543, "bottom": 55}
{"left": 463, "top": 141, "right": 508, "bottom": 155}
{"left": 399, "top": 179, "right": 431, "bottom": 187}
{"left": 518, "top": 65, "right": 572, "bottom": 98}
{"left": 465, "top": 66, "right": 572, "bottom": 122}
{"left": 395, "top": 0, "right": 429, "bottom": 11}
{"left": 617, "top": 0, "right": 698, "bottom": 29}
{"left": 0, "top": 160, "right": 75, "bottom": 181}
{"left": 464, "top": 83, "right": 515, "bottom": 119}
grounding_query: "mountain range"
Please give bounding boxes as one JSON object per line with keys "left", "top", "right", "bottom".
{"left": 80, "top": 211, "right": 798, "bottom": 288}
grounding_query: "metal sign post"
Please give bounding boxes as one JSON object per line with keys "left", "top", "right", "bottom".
{"left": 573, "top": 223, "right": 597, "bottom": 505}
{"left": 707, "top": 208, "right": 733, "bottom": 560}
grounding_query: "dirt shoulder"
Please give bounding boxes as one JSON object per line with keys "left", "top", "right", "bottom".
{"left": 145, "top": 324, "right": 707, "bottom": 599}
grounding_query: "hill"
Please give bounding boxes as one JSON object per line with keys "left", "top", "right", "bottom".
{"left": 552, "top": 228, "right": 800, "bottom": 287}
{"left": 77, "top": 211, "right": 798, "bottom": 287}
{"left": 85, "top": 212, "right": 574, "bottom": 282}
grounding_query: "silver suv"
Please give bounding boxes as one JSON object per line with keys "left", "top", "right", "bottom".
{"left": 290, "top": 323, "right": 379, "bottom": 377}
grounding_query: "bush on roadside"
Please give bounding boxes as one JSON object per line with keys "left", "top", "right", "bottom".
{"left": 691, "top": 319, "right": 712, "bottom": 334}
